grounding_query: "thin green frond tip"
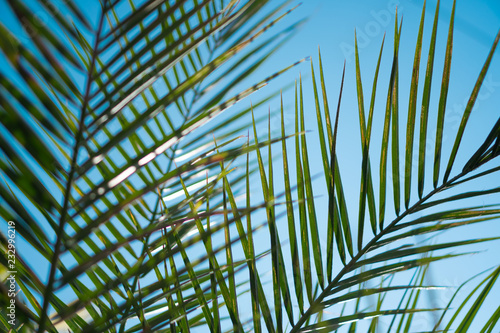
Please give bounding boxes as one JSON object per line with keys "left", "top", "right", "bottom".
{"left": 391, "top": 12, "right": 404, "bottom": 217}
{"left": 310, "top": 58, "right": 332, "bottom": 190}
{"left": 404, "top": 0, "right": 425, "bottom": 209}
{"left": 300, "top": 74, "right": 325, "bottom": 290}
{"left": 364, "top": 34, "right": 385, "bottom": 236}
{"left": 328, "top": 59, "right": 347, "bottom": 276}
{"left": 318, "top": 47, "right": 334, "bottom": 148}
{"left": 379, "top": 11, "right": 401, "bottom": 230}
{"left": 312, "top": 51, "right": 343, "bottom": 281}
{"left": 444, "top": 28, "right": 500, "bottom": 183}
{"left": 246, "top": 133, "right": 262, "bottom": 333}
{"left": 251, "top": 103, "right": 283, "bottom": 333}
{"left": 354, "top": 29, "right": 367, "bottom": 251}
{"left": 322, "top": 51, "right": 353, "bottom": 260}
{"left": 354, "top": 29, "right": 367, "bottom": 143}
{"left": 295, "top": 77, "right": 313, "bottom": 303}
{"left": 353, "top": 30, "right": 379, "bottom": 248}
{"left": 221, "top": 169, "right": 240, "bottom": 327}
{"left": 418, "top": 0, "right": 440, "bottom": 199}
{"left": 337, "top": 62, "right": 354, "bottom": 259}
{"left": 268, "top": 109, "right": 284, "bottom": 333}
{"left": 434, "top": 0, "right": 456, "bottom": 188}
{"left": 281, "top": 91, "right": 304, "bottom": 314}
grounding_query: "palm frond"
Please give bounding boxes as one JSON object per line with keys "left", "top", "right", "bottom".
{"left": 2, "top": 0, "right": 500, "bottom": 332}
{"left": 0, "top": 0, "right": 305, "bottom": 331}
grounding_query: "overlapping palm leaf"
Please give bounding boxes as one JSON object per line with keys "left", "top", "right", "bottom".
{"left": 1, "top": 0, "right": 500, "bottom": 332}
{"left": 0, "top": 0, "right": 307, "bottom": 331}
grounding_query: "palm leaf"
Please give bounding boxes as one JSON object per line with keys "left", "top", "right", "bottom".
{"left": 2, "top": 1, "right": 500, "bottom": 332}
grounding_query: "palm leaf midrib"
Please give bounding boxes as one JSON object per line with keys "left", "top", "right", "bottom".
{"left": 290, "top": 169, "right": 467, "bottom": 332}
{"left": 38, "top": 7, "right": 109, "bottom": 333}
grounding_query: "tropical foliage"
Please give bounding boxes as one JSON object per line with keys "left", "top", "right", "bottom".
{"left": 0, "top": 0, "right": 499, "bottom": 332}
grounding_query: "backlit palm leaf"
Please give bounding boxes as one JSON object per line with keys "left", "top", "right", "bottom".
{"left": 1, "top": 0, "right": 500, "bottom": 332}
{"left": 0, "top": 0, "right": 304, "bottom": 331}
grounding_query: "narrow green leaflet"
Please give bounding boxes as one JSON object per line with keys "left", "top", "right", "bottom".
{"left": 404, "top": 1, "right": 426, "bottom": 208}
{"left": 300, "top": 75, "right": 325, "bottom": 289}
{"left": 417, "top": 0, "right": 440, "bottom": 198}
{"left": 281, "top": 92, "right": 304, "bottom": 313}
{"left": 444, "top": 29, "right": 500, "bottom": 182}
{"left": 433, "top": 0, "right": 456, "bottom": 188}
